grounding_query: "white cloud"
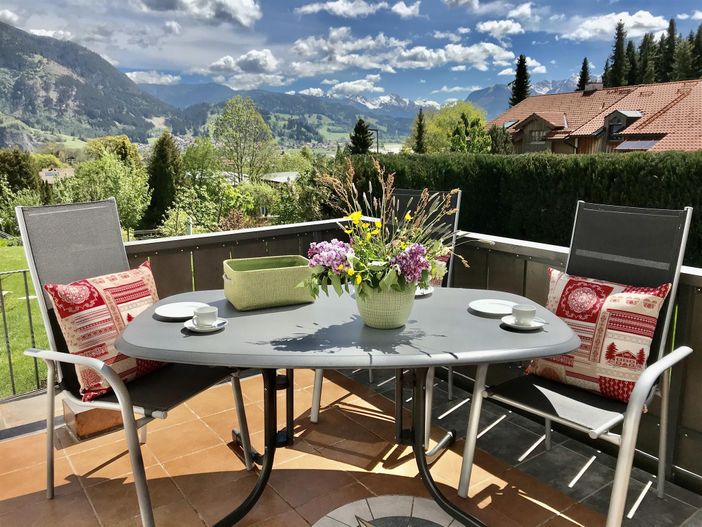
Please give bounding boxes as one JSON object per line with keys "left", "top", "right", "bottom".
{"left": 415, "top": 98, "right": 441, "bottom": 110}
{"left": 299, "top": 87, "right": 325, "bottom": 96}
{"left": 29, "top": 29, "right": 73, "bottom": 40}
{"left": 692, "top": 11, "right": 702, "bottom": 21}
{"left": 508, "top": 2, "right": 533, "bottom": 19}
{"left": 285, "top": 90, "right": 296, "bottom": 95}
{"left": 497, "top": 67, "right": 513, "bottom": 75}
{"left": 329, "top": 74, "right": 384, "bottom": 95}
{"left": 137, "top": 0, "right": 262, "bottom": 27}
{"left": 677, "top": 13, "right": 690, "bottom": 20}
{"left": 0, "top": 9, "right": 19, "bottom": 25}
{"left": 100, "top": 54, "right": 119, "bottom": 66}
{"left": 295, "top": 0, "right": 389, "bottom": 18}
{"left": 321, "top": 78, "right": 339, "bottom": 85}
{"left": 451, "top": 65, "right": 466, "bottom": 71}
{"left": 223, "top": 73, "right": 286, "bottom": 90}
{"left": 419, "top": 79, "right": 426, "bottom": 83}
{"left": 441, "top": 0, "right": 512, "bottom": 15}
{"left": 164, "top": 20, "right": 182, "bottom": 35}
{"left": 208, "top": 49, "right": 279, "bottom": 74}
{"left": 126, "top": 70, "right": 181, "bottom": 84}
{"left": 498, "top": 56, "right": 546, "bottom": 75}
{"left": 431, "top": 85, "right": 480, "bottom": 93}
{"left": 476, "top": 19, "right": 524, "bottom": 42}
{"left": 391, "top": 1, "right": 420, "bottom": 18}
{"left": 457, "top": 26, "right": 471, "bottom": 34}
{"left": 562, "top": 10, "right": 668, "bottom": 41}
{"left": 433, "top": 30, "right": 461, "bottom": 43}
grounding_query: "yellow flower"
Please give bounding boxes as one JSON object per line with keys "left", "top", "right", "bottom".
{"left": 364, "top": 232, "right": 371, "bottom": 241}
{"left": 400, "top": 242, "right": 408, "bottom": 250}
{"left": 347, "top": 211, "right": 362, "bottom": 225}
{"left": 370, "top": 228, "right": 380, "bottom": 235}
{"left": 361, "top": 222, "right": 369, "bottom": 229}
{"left": 337, "top": 263, "right": 344, "bottom": 270}
{"left": 355, "top": 274, "right": 362, "bottom": 284}
{"left": 374, "top": 221, "right": 381, "bottom": 228}
{"left": 344, "top": 228, "right": 352, "bottom": 234}
{"left": 404, "top": 212, "right": 412, "bottom": 221}
{"left": 346, "top": 268, "right": 355, "bottom": 276}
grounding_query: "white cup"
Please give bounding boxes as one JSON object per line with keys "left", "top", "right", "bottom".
{"left": 193, "top": 306, "right": 218, "bottom": 327}
{"left": 512, "top": 304, "right": 536, "bottom": 326}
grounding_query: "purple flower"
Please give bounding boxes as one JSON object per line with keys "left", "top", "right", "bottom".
{"left": 391, "top": 243, "right": 430, "bottom": 283}
{"left": 308, "top": 239, "right": 353, "bottom": 274}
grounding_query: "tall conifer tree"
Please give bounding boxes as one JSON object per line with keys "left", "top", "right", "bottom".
{"left": 660, "top": 19, "right": 678, "bottom": 82}
{"left": 349, "top": 118, "right": 374, "bottom": 154}
{"left": 509, "top": 55, "right": 530, "bottom": 107}
{"left": 609, "top": 21, "right": 628, "bottom": 87}
{"left": 576, "top": 57, "right": 590, "bottom": 90}
{"left": 626, "top": 40, "right": 639, "bottom": 85}
{"left": 143, "top": 131, "right": 181, "bottom": 228}
{"left": 413, "top": 108, "right": 427, "bottom": 154}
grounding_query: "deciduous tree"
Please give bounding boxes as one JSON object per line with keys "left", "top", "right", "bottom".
{"left": 213, "top": 96, "right": 276, "bottom": 181}
{"left": 0, "top": 148, "right": 38, "bottom": 191}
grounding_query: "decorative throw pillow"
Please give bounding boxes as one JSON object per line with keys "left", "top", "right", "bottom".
{"left": 527, "top": 268, "right": 671, "bottom": 403}
{"left": 44, "top": 261, "right": 163, "bottom": 401}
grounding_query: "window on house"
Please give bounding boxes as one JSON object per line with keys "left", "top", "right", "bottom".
{"left": 529, "top": 129, "right": 546, "bottom": 143}
{"left": 607, "top": 117, "right": 625, "bottom": 140}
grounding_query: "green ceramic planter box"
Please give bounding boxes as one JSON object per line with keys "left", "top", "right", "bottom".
{"left": 223, "top": 255, "right": 314, "bottom": 311}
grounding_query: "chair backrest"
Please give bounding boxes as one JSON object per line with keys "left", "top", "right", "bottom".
{"left": 16, "top": 199, "right": 129, "bottom": 394}
{"left": 394, "top": 188, "right": 462, "bottom": 287}
{"left": 565, "top": 201, "right": 692, "bottom": 364}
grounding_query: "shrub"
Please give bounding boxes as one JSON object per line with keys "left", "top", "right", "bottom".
{"left": 350, "top": 152, "right": 702, "bottom": 265}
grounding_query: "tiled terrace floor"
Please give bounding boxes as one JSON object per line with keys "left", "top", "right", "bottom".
{"left": 0, "top": 368, "right": 701, "bottom": 526}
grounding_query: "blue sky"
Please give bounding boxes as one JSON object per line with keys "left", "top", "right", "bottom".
{"left": 2, "top": 1, "right": 702, "bottom": 104}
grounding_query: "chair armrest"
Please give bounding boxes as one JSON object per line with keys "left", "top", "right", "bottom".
{"left": 626, "top": 346, "right": 693, "bottom": 412}
{"left": 24, "top": 348, "right": 133, "bottom": 410}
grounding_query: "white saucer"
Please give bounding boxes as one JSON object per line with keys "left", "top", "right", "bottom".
{"left": 155, "top": 302, "right": 210, "bottom": 320}
{"left": 501, "top": 315, "right": 545, "bottom": 331}
{"left": 469, "top": 298, "right": 518, "bottom": 316}
{"left": 184, "top": 318, "right": 228, "bottom": 333}
{"left": 415, "top": 285, "right": 434, "bottom": 297}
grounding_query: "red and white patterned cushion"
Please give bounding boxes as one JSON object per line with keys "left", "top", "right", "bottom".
{"left": 527, "top": 268, "right": 671, "bottom": 403}
{"left": 44, "top": 261, "right": 163, "bottom": 401}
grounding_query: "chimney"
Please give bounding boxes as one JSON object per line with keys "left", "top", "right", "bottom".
{"left": 583, "top": 82, "right": 603, "bottom": 93}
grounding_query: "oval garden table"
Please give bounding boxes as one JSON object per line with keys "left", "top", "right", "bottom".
{"left": 116, "top": 288, "right": 579, "bottom": 527}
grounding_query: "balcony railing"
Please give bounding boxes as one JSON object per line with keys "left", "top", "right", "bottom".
{"left": 1, "top": 218, "right": 701, "bottom": 494}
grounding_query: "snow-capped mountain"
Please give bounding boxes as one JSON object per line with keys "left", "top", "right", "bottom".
{"left": 531, "top": 75, "right": 579, "bottom": 95}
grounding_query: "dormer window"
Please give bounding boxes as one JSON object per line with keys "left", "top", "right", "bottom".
{"left": 608, "top": 116, "right": 625, "bottom": 140}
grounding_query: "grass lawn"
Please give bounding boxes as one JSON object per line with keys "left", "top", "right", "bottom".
{"left": 0, "top": 246, "right": 49, "bottom": 398}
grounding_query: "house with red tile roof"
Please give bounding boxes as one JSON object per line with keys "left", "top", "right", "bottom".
{"left": 491, "top": 80, "right": 702, "bottom": 154}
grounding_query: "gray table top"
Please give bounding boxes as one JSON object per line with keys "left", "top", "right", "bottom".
{"left": 116, "top": 288, "right": 579, "bottom": 370}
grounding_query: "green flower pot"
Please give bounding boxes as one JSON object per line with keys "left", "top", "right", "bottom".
{"left": 355, "top": 287, "right": 416, "bottom": 329}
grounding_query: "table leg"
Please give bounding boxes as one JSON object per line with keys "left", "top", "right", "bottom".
{"left": 411, "top": 368, "right": 487, "bottom": 527}
{"left": 215, "top": 369, "right": 278, "bottom": 527}
{"left": 457, "top": 364, "right": 488, "bottom": 498}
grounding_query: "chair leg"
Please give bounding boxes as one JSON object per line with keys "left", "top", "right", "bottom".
{"left": 447, "top": 366, "right": 454, "bottom": 400}
{"left": 657, "top": 370, "right": 671, "bottom": 498}
{"left": 45, "top": 360, "right": 56, "bottom": 500}
{"left": 544, "top": 418, "right": 552, "bottom": 451}
{"left": 119, "top": 400, "right": 155, "bottom": 527}
{"left": 458, "top": 364, "right": 489, "bottom": 498}
{"left": 311, "top": 369, "right": 324, "bottom": 424}
{"left": 231, "top": 373, "right": 255, "bottom": 470}
{"left": 138, "top": 424, "right": 148, "bottom": 445}
{"left": 606, "top": 411, "right": 645, "bottom": 527}
{"left": 424, "top": 367, "right": 435, "bottom": 447}
{"left": 368, "top": 369, "right": 374, "bottom": 384}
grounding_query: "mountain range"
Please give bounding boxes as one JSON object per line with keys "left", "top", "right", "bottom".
{"left": 0, "top": 20, "right": 579, "bottom": 150}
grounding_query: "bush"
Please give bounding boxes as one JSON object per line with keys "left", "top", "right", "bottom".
{"left": 350, "top": 152, "right": 702, "bottom": 266}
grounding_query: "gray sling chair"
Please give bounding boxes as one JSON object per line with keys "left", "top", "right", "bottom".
{"left": 456, "top": 201, "right": 693, "bottom": 527}
{"left": 16, "top": 199, "right": 255, "bottom": 527}
{"left": 309, "top": 189, "right": 462, "bottom": 429}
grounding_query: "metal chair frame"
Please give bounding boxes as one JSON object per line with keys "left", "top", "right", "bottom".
{"left": 456, "top": 201, "right": 693, "bottom": 527}
{"left": 16, "top": 199, "right": 254, "bottom": 527}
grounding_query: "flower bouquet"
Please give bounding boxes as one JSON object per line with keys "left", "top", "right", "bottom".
{"left": 302, "top": 160, "right": 461, "bottom": 329}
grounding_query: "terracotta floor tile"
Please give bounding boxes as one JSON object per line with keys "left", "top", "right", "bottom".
{"left": 277, "top": 388, "right": 315, "bottom": 422}
{"left": 201, "top": 404, "right": 263, "bottom": 444}
{"left": 240, "top": 374, "right": 264, "bottom": 404}
{"left": 295, "top": 481, "right": 374, "bottom": 524}
{"left": 184, "top": 473, "right": 292, "bottom": 526}
{"left": 86, "top": 465, "right": 183, "bottom": 525}
{"left": 304, "top": 376, "right": 375, "bottom": 410}
{"left": 147, "top": 419, "right": 222, "bottom": 463}
{"left": 69, "top": 439, "right": 158, "bottom": 487}
{"left": 0, "top": 432, "right": 64, "bottom": 474}
{"left": 147, "top": 403, "right": 198, "bottom": 432}
{"left": 0, "top": 457, "right": 80, "bottom": 503}
{"left": 352, "top": 470, "right": 430, "bottom": 499}
{"left": 185, "top": 383, "right": 236, "bottom": 418}
{"left": 248, "top": 430, "right": 319, "bottom": 465}
{"left": 295, "top": 408, "right": 384, "bottom": 451}
{"left": 316, "top": 436, "right": 396, "bottom": 473}
{"left": 293, "top": 368, "right": 318, "bottom": 390}
{"left": 162, "top": 444, "right": 249, "bottom": 497}
{"left": 249, "top": 508, "right": 310, "bottom": 527}
{"left": 0, "top": 486, "right": 99, "bottom": 527}
{"left": 268, "top": 454, "right": 358, "bottom": 508}
{"left": 55, "top": 425, "right": 125, "bottom": 456}
{"left": 114, "top": 499, "right": 206, "bottom": 527}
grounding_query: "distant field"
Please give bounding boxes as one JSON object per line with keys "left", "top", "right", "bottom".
{"left": 0, "top": 246, "right": 49, "bottom": 399}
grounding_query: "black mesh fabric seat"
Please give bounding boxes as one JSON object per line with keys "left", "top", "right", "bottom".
{"left": 487, "top": 374, "right": 628, "bottom": 431}
{"left": 96, "top": 363, "right": 232, "bottom": 415}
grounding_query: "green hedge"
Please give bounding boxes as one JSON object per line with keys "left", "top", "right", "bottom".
{"left": 350, "top": 152, "right": 702, "bottom": 266}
